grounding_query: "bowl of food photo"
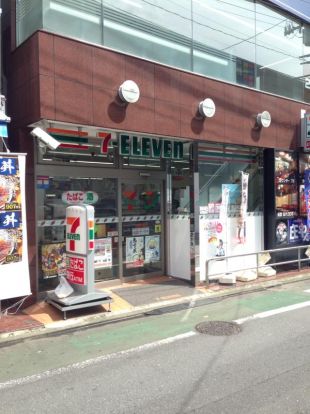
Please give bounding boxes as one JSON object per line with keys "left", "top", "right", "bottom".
{"left": 0, "top": 176, "right": 13, "bottom": 209}
{"left": 0, "top": 230, "right": 14, "bottom": 263}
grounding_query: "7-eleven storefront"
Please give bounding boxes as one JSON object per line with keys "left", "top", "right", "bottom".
{"left": 35, "top": 123, "right": 194, "bottom": 293}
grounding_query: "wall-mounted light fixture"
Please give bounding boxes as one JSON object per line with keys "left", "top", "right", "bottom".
{"left": 256, "top": 111, "right": 271, "bottom": 128}
{"left": 198, "top": 98, "right": 216, "bottom": 118}
{"left": 118, "top": 80, "right": 140, "bottom": 103}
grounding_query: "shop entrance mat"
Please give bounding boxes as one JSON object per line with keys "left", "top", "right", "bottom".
{"left": 112, "top": 279, "right": 200, "bottom": 307}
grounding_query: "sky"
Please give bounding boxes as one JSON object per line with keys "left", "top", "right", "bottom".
{"left": 268, "top": 0, "right": 310, "bottom": 23}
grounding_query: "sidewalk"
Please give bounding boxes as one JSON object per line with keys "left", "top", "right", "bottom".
{"left": 1, "top": 271, "right": 310, "bottom": 344}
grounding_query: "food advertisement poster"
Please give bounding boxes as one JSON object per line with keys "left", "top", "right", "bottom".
{"left": 94, "top": 238, "right": 112, "bottom": 268}
{"left": 0, "top": 155, "right": 31, "bottom": 300}
{"left": 145, "top": 235, "right": 160, "bottom": 263}
{"left": 41, "top": 242, "right": 66, "bottom": 278}
{"left": 126, "top": 236, "right": 144, "bottom": 268}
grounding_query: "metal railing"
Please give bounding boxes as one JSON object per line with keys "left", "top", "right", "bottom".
{"left": 205, "top": 245, "right": 310, "bottom": 286}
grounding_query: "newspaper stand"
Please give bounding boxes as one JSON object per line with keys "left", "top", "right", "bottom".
{"left": 47, "top": 205, "right": 112, "bottom": 319}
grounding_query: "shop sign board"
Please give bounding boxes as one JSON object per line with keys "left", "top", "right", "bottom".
{"left": 119, "top": 134, "right": 184, "bottom": 160}
{"left": 66, "top": 254, "right": 86, "bottom": 285}
{"left": 66, "top": 205, "right": 94, "bottom": 255}
{"left": 62, "top": 191, "right": 98, "bottom": 205}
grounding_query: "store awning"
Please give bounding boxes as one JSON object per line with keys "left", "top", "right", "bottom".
{"left": 267, "top": 0, "right": 310, "bottom": 23}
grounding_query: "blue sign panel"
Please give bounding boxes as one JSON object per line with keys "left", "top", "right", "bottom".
{"left": 0, "top": 211, "right": 21, "bottom": 229}
{"left": 0, "top": 158, "right": 17, "bottom": 175}
{"left": 288, "top": 218, "right": 310, "bottom": 243}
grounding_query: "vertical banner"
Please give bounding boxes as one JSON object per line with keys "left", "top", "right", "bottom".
{"left": 304, "top": 169, "right": 310, "bottom": 231}
{"left": 238, "top": 171, "right": 249, "bottom": 243}
{"left": 0, "top": 154, "right": 31, "bottom": 300}
{"left": 219, "top": 186, "right": 229, "bottom": 256}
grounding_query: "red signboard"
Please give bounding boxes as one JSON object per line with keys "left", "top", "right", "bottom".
{"left": 66, "top": 255, "right": 85, "bottom": 285}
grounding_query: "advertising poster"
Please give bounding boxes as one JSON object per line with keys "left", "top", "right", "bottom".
{"left": 275, "top": 151, "right": 298, "bottom": 218}
{"left": 288, "top": 218, "right": 310, "bottom": 244}
{"left": 0, "top": 154, "right": 31, "bottom": 300}
{"left": 0, "top": 158, "right": 22, "bottom": 265}
{"left": 275, "top": 220, "right": 288, "bottom": 245}
{"left": 126, "top": 236, "right": 144, "bottom": 268}
{"left": 145, "top": 235, "right": 160, "bottom": 263}
{"left": 203, "top": 219, "right": 225, "bottom": 257}
{"left": 238, "top": 172, "right": 249, "bottom": 244}
{"left": 304, "top": 169, "right": 310, "bottom": 230}
{"left": 94, "top": 237, "right": 112, "bottom": 268}
{"left": 41, "top": 242, "right": 66, "bottom": 278}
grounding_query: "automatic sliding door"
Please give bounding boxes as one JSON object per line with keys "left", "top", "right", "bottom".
{"left": 121, "top": 181, "right": 163, "bottom": 277}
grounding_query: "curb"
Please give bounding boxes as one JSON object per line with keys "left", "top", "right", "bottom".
{"left": 1, "top": 272, "right": 310, "bottom": 347}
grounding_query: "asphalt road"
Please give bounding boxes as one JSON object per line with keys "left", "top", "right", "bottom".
{"left": 1, "top": 281, "right": 310, "bottom": 413}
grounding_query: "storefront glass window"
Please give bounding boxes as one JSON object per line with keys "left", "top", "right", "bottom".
{"left": 255, "top": 3, "right": 306, "bottom": 101}
{"left": 199, "top": 144, "right": 263, "bottom": 214}
{"left": 16, "top": 0, "right": 310, "bottom": 103}
{"left": 37, "top": 176, "right": 119, "bottom": 291}
{"left": 102, "top": 0, "right": 192, "bottom": 70}
{"left": 198, "top": 143, "right": 264, "bottom": 279}
{"left": 193, "top": 0, "right": 255, "bottom": 86}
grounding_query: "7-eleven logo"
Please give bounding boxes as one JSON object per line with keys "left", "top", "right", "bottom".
{"left": 67, "top": 216, "right": 80, "bottom": 251}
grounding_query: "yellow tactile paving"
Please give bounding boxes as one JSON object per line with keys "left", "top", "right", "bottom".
{"left": 100, "top": 289, "right": 133, "bottom": 312}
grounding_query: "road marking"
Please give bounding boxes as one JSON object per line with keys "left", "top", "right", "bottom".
{"left": 181, "top": 296, "right": 197, "bottom": 322}
{"left": 0, "top": 331, "right": 196, "bottom": 390}
{"left": 235, "top": 300, "right": 310, "bottom": 324}
{"left": 304, "top": 289, "right": 310, "bottom": 293}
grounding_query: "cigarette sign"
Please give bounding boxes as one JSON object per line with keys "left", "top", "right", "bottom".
{"left": 66, "top": 254, "right": 85, "bottom": 285}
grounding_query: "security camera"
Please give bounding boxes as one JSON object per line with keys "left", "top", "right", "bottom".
{"left": 31, "top": 127, "right": 60, "bottom": 150}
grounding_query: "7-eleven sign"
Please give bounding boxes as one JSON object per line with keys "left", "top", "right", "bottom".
{"left": 66, "top": 205, "right": 94, "bottom": 255}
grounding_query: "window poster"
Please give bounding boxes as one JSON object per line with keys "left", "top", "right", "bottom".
{"left": 275, "top": 151, "right": 298, "bottom": 218}
{"left": 41, "top": 242, "right": 66, "bottom": 278}
{"left": 126, "top": 236, "right": 144, "bottom": 268}
{"left": 145, "top": 235, "right": 160, "bottom": 263}
{"left": 288, "top": 218, "right": 310, "bottom": 244}
{"left": 0, "top": 154, "right": 31, "bottom": 300}
{"left": 275, "top": 220, "right": 288, "bottom": 245}
{"left": 94, "top": 237, "right": 112, "bottom": 268}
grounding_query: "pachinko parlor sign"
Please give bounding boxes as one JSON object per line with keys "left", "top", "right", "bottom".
{"left": 119, "top": 134, "right": 185, "bottom": 160}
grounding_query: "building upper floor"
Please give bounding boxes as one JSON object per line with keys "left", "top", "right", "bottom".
{"left": 15, "top": 0, "right": 310, "bottom": 104}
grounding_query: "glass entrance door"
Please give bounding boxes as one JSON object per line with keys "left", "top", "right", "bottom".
{"left": 121, "top": 180, "right": 164, "bottom": 278}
